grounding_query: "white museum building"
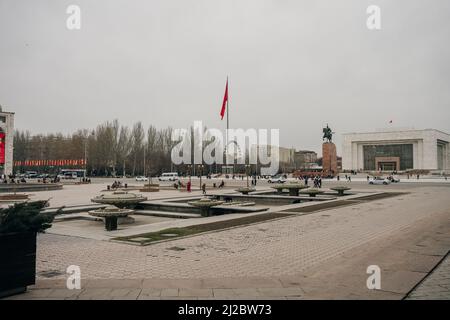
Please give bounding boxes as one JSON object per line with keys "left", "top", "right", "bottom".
{"left": 0, "top": 106, "right": 14, "bottom": 176}
{"left": 342, "top": 129, "right": 450, "bottom": 172}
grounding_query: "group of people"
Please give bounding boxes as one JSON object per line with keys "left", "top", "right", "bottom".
{"left": 174, "top": 180, "right": 186, "bottom": 189}
{"left": 173, "top": 179, "right": 226, "bottom": 193}
{"left": 299, "top": 175, "right": 323, "bottom": 188}
{"left": 110, "top": 181, "right": 127, "bottom": 189}
{"left": 313, "top": 176, "right": 322, "bottom": 188}
{"left": 1, "top": 174, "right": 32, "bottom": 184}
{"left": 202, "top": 180, "right": 226, "bottom": 194}
{"left": 218, "top": 174, "right": 263, "bottom": 181}
{"left": 1, "top": 174, "right": 25, "bottom": 184}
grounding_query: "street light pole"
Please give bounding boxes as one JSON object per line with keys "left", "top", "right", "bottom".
{"left": 83, "top": 132, "right": 94, "bottom": 180}
{"left": 199, "top": 164, "right": 204, "bottom": 191}
{"left": 245, "top": 164, "right": 250, "bottom": 188}
{"left": 143, "top": 147, "right": 146, "bottom": 177}
{"left": 84, "top": 139, "right": 88, "bottom": 180}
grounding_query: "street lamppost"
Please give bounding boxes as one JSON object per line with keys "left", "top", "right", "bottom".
{"left": 84, "top": 132, "right": 95, "bottom": 180}
{"left": 187, "top": 165, "right": 192, "bottom": 184}
{"left": 143, "top": 146, "right": 146, "bottom": 178}
{"left": 245, "top": 164, "right": 250, "bottom": 188}
{"left": 198, "top": 164, "right": 204, "bottom": 191}
{"left": 84, "top": 139, "right": 88, "bottom": 181}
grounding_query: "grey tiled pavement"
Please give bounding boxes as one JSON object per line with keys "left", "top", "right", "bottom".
{"left": 5, "top": 185, "right": 450, "bottom": 299}
{"left": 407, "top": 253, "right": 450, "bottom": 300}
{"left": 36, "top": 188, "right": 449, "bottom": 280}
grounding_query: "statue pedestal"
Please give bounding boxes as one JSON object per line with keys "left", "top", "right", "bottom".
{"left": 322, "top": 142, "right": 337, "bottom": 176}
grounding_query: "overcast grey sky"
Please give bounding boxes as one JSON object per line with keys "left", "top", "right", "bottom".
{"left": 0, "top": 0, "right": 449, "bottom": 153}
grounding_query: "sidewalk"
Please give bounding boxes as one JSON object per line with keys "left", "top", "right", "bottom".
{"left": 406, "top": 252, "right": 450, "bottom": 300}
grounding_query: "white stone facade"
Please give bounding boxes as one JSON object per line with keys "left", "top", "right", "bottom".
{"left": 342, "top": 129, "right": 450, "bottom": 172}
{"left": 0, "top": 110, "right": 14, "bottom": 176}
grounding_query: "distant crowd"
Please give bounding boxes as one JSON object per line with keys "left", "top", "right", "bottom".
{"left": 0, "top": 174, "right": 93, "bottom": 184}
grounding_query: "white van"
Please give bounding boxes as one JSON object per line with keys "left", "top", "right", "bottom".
{"left": 57, "top": 172, "right": 78, "bottom": 180}
{"left": 158, "top": 172, "right": 179, "bottom": 181}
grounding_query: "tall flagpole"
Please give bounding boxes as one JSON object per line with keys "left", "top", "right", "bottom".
{"left": 227, "top": 76, "right": 231, "bottom": 172}
{"left": 227, "top": 76, "right": 229, "bottom": 143}
{"left": 227, "top": 76, "right": 234, "bottom": 174}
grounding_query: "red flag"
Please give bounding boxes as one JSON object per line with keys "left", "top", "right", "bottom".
{"left": 220, "top": 79, "right": 228, "bottom": 120}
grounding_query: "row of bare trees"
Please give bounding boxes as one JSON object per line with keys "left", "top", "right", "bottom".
{"left": 13, "top": 120, "right": 177, "bottom": 176}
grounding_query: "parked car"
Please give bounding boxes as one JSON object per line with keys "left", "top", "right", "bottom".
{"left": 135, "top": 176, "right": 149, "bottom": 182}
{"left": 24, "top": 171, "right": 38, "bottom": 179}
{"left": 267, "top": 175, "right": 287, "bottom": 183}
{"left": 158, "top": 172, "right": 179, "bottom": 182}
{"left": 388, "top": 175, "right": 400, "bottom": 183}
{"left": 369, "top": 177, "right": 391, "bottom": 185}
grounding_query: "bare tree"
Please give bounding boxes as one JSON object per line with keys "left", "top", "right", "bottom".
{"left": 13, "top": 120, "right": 181, "bottom": 177}
{"left": 130, "top": 122, "right": 145, "bottom": 176}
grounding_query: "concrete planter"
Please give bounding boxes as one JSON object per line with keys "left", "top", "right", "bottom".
{"left": 0, "top": 232, "right": 37, "bottom": 298}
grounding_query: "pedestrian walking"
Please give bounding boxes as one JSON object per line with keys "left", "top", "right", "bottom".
{"left": 187, "top": 180, "right": 191, "bottom": 192}
{"left": 202, "top": 183, "right": 206, "bottom": 195}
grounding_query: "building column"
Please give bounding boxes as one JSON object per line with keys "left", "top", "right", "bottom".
{"left": 413, "top": 141, "right": 421, "bottom": 169}
{"left": 357, "top": 144, "right": 364, "bottom": 171}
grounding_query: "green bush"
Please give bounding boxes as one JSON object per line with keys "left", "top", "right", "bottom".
{"left": 0, "top": 201, "right": 54, "bottom": 234}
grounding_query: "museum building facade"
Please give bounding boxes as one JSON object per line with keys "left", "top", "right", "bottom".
{"left": 342, "top": 129, "right": 450, "bottom": 172}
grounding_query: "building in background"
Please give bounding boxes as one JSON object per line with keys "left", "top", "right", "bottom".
{"left": 0, "top": 105, "right": 15, "bottom": 176}
{"left": 342, "top": 129, "right": 450, "bottom": 172}
{"left": 277, "top": 146, "right": 296, "bottom": 172}
{"left": 294, "top": 150, "right": 318, "bottom": 169}
{"left": 337, "top": 156, "right": 342, "bottom": 171}
{"left": 249, "top": 145, "right": 296, "bottom": 174}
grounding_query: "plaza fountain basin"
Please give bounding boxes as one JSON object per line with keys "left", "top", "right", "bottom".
{"left": 209, "top": 193, "right": 336, "bottom": 205}
{"left": 91, "top": 191, "right": 148, "bottom": 208}
{"left": 134, "top": 190, "right": 337, "bottom": 219}
{"left": 187, "top": 198, "right": 225, "bottom": 217}
{"left": 88, "top": 206, "right": 136, "bottom": 231}
{"left": 0, "top": 183, "right": 63, "bottom": 193}
{"left": 135, "top": 199, "right": 268, "bottom": 218}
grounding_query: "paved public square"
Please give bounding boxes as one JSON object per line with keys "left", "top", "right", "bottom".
{"left": 2, "top": 0, "right": 450, "bottom": 304}
{"left": 3, "top": 177, "right": 450, "bottom": 299}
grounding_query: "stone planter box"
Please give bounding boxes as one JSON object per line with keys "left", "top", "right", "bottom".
{"left": 0, "top": 232, "right": 37, "bottom": 298}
